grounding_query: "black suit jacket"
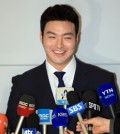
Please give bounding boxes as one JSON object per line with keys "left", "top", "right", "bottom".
{"left": 6, "top": 58, "right": 119, "bottom": 134}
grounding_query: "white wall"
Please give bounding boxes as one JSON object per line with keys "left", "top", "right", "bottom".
{"left": 0, "top": 0, "right": 120, "bottom": 113}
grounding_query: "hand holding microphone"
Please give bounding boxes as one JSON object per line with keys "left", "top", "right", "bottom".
{"left": 0, "top": 113, "right": 8, "bottom": 134}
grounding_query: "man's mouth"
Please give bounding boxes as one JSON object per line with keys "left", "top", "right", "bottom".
{"left": 53, "top": 50, "right": 65, "bottom": 54}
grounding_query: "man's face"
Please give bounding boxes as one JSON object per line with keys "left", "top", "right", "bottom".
{"left": 40, "top": 21, "right": 79, "bottom": 70}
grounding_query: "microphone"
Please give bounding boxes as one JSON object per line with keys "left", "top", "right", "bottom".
{"left": 22, "top": 112, "right": 40, "bottom": 134}
{"left": 82, "top": 91, "right": 100, "bottom": 134}
{"left": 52, "top": 107, "right": 69, "bottom": 134}
{"left": 66, "top": 91, "right": 88, "bottom": 134}
{"left": 15, "top": 94, "right": 35, "bottom": 134}
{"left": 0, "top": 113, "right": 8, "bottom": 134}
{"left": 56, "top": 87, "right": 74, "bottom": 109}
{"left": 97, "top": 83, "right": 117, "bottom": 119}
{"left": 36, "top": 109, "right": 52, "bottom": 134}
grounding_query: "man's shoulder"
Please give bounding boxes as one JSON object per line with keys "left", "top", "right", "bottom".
{"left": 12, "top": 62, "right": 46, "bottom": 80}
{"left": 76, "top": 58, "right": 114, "bottom": 75}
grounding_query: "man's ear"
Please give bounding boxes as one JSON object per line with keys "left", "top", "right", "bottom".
{"left": 76, "top": 32, "right": 81, "bottom": 44}
{"left": 40, "top": 32, "right": 43, "bottom": 42}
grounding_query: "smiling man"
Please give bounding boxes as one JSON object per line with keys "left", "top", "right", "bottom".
{"left": 6, "top": 4, "right": 120, "bottom": 134}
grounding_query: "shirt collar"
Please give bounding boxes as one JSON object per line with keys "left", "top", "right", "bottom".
{"left": 46, "top": 56, "right": 76, "bottom": 77}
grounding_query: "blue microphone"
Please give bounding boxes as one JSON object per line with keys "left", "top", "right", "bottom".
{"left": 97, "top": 83, "right": 117, "bottom": 118}
{"left": 52, "top": 108, "right": 69, "bottom": 134}
{"left": 36, "top": 109, "right": 52, "bottom": 134}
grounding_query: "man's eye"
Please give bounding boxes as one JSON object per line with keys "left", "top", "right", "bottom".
{"left": 65, "top": 37, "right": 72, "bottom": 39}
{"left": 49, "top": 36, "right": 55, "bottom": 38}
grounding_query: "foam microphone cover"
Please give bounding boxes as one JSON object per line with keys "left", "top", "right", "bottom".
{"left": 67, "top": 91, "right": 80, "bottom": 105}
{"left": 19, "top": 94, "right": 35, "bottom": 104}
{"left": 82, "top": 91, "right": 99, "bottom": 117}
{"left": 26, "top": 112, "right": 39, "bottom": 128}
{"left": 52, "top": 108, "right": 69, "bottom": 128}
{"left": 17, "top": 94, "right": 35, "bottom": 117}
{"left": 0, "top": 114, "right": 8, "bottom": 134}
{"left": 82, "top": 91, "right": 97, "bottom": 104}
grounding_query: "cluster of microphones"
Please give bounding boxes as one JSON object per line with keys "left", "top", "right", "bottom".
{"left": 0, "top": 83, "right": 118, "bottom": 134}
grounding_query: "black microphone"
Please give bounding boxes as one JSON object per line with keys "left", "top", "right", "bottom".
{"left": 24, "top": 112, "right": 40, "bottom": 134}
{"left": 26, "top": 112, "right": 39, "bottom": 128}
{"left": 82, "top": 91, "right": 100, "bottom": 134}
{"left": 67, "top": 91, "right": 88, "bottom": 134}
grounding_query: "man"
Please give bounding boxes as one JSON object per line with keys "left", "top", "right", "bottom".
{"left": 6, "top": 4, "right": 119, "bottom": 134}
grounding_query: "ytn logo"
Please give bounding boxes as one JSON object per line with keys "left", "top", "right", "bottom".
{"left": 102, "top": 88, "right": 113, "bottom": 95}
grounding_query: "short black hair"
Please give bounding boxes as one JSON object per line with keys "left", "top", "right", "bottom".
{"left": 40, "top": 4, "right": 80, "bottom": 35}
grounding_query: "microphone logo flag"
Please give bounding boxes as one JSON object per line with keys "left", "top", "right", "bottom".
{"left": 22, "top": 128, "right": 36, "bottom": 134}
{"left": 67, "top": 102, "right": 85, "bottom": 116}
{"left": 56, "top": 87, "right": 74, "bottom": 105}
{"left": 36, "top": 109, "right": 52, "bottom": 125}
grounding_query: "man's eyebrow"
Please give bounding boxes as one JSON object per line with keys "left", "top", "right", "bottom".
{"left": 46, "top": 31, "right": 74, "bottom": 36}
{"left": 63, "top": 32, "right": 74, "bottom": 36}
{"left": 46, "top": 31, "right": 56, "bottom": 35}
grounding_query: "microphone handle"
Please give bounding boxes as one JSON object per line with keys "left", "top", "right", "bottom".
{"left": 42, "top": 124, "right": 47, "bottom": 134}
{"left": 64, "top": 104, "right": 68, "bottom": 131}
{"left": 88, "top": 110, "right": 93, "bottom": 134}
{"left": 109, "top": 105, "right": 117, "bottom": 119}
{"left": 59, "top": 126, "right": 64, "bottom": 134}
{"left": 77, "top": 112, "right": 88, "bottom": 134}
{"left": 15, "top": 116, "right": 24, "bottom": 134}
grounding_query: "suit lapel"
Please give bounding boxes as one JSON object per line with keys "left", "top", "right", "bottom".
{"left": 73, "top": 58, "right": 89, "bottom": 93}
{"left": 35, "top": 62, "right": 56, "bottom": 109}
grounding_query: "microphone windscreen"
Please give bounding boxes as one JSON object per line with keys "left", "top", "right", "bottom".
{"left": 82, "top": 91, "right": 98, "bottom": 103}
{"left": 26, "top": 112, "right": 39, "bottom": 128}
{"left": 52, "top": 108, "right": 69, "bottom": 128}
{"left": 17, "top": 94, "right": 35, "bottom": 117}
{"left": 67, "top": 91, "right": 80, "bottom": 105}
{"left": 19, "top": 94, "right": 35, "bottom": 104}
{"left": 0, "top": 114, "right": 8, "bottom": 134}
{"left": 97, "top": 83, "right": 117, "bottom": 106}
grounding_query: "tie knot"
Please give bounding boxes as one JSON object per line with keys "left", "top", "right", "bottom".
{"left": 54, "top": 71, "right": 65, "bottom": 79}
{"left": 54, "top": 71, "right": 66, "bottom": 87}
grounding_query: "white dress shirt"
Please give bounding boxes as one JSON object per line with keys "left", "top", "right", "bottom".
{"left": 46, "top": 56, "right": 76, "bottom": 101}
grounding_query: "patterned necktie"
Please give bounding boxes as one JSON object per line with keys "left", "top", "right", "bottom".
{"left": 54, "top": 71, "right": 66, "bottom": 87}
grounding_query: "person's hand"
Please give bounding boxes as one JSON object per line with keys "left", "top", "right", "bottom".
{"left": 64, "top": 129, "right": 74, "bottom": 134}
{"left": 76, "top": 121, "right": 86, "bottom": 134}
{"left": 76, "top": 117, "right": 110, "bottom": 134}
